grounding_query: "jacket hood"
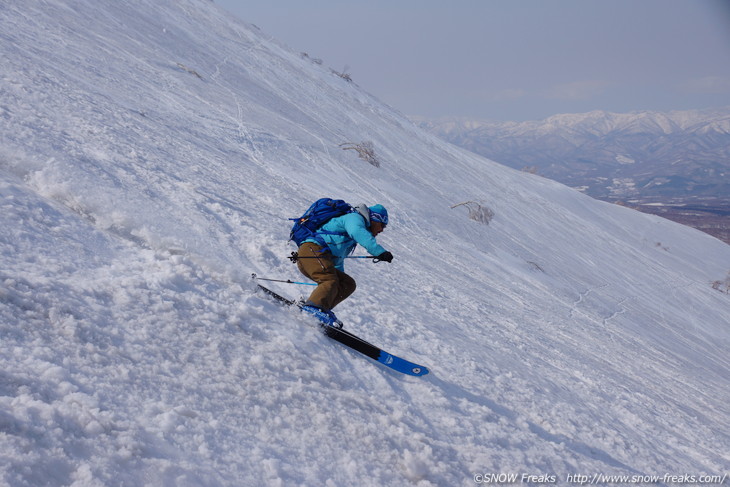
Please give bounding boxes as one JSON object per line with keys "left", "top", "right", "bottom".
{"left": 353, "top": 203, "right": 371, "bottom": 226}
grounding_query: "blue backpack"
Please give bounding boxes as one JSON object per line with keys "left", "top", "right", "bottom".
{"left": 289, "top": 198, "right": 353, "bottom": 247}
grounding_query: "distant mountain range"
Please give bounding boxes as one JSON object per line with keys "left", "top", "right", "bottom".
{"left": 414, "top": 107, "right": 730, "bottom": 243}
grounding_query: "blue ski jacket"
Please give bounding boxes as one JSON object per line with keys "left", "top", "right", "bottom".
{"left": 304, "top": 205, "right": 386, "bottom": 271}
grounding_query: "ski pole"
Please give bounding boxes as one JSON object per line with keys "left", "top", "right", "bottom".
{"left": 288, "top": 252, "right": 379, "bottom": 263}
{"left": 251, "top": 273, "right": 317, "bottom": 286}
{"left": 308, "top": 246, "right": 327, "bottom": 271}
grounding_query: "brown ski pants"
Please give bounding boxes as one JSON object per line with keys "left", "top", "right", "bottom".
{"left": 296, "top": 242, "right": 356, "bottom": 310}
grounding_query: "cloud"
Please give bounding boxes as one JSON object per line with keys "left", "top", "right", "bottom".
{"left": 544, "top": 80, "right": 611, "bottom": 100}
{"left": 681, "top": 76, "right": 730, "bottom": 94}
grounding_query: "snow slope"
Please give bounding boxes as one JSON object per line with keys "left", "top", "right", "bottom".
{"left": 1, "top": 1, "right": 729, "bottom": 485}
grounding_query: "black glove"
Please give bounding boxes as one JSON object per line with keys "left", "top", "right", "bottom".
{"left": 375, "top": 251, "right": 393, "bottom": 263}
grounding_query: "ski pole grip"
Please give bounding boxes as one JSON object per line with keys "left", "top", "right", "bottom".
{"left": 372, "top": 251, "right": 393, "bottom": 263}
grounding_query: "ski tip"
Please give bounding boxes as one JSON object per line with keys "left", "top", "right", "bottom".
{"left": 379, "top": 352, "right": 429, "bottom": 376}
{"left": 409, "top": 366, "right": 429, "bottom": 377}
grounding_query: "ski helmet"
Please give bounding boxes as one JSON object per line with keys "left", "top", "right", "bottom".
{"left": 368, "top": 204, "right": 389, "bottom": 226}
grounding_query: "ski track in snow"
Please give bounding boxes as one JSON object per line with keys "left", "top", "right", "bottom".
{"left": 1, "top": 1, "right": 729, "bottom": 486}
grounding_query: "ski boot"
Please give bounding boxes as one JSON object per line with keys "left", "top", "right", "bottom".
{"left": 300, "top": 304, "right": 343, "bottom": 329}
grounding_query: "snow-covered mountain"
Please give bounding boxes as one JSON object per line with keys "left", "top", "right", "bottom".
{"left": 415, "top": 108, "right": 730, "bottom": 244}
{"left": 414, "top": 108, "right": 730, "bottom": 201}
{"left": 1, "top": 1, "right": 729, "bottom": 486}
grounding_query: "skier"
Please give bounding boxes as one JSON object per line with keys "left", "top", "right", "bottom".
{"left": 297, "top": 204, "right": 393, "bottom": 324}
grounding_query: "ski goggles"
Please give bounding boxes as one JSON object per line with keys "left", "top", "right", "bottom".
{"left": 370, "top": 211, "right": 388, "bottom": 226}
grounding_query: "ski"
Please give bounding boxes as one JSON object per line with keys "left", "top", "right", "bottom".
{"left": 255, "top": 283, "right": 429, "bottom": 377}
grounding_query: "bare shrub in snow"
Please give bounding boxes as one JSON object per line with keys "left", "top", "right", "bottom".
{"left": 332, "top": 65, "right": 352, "bottom": 82}
{"left": 711, "top": 271, "right": 730, "bottom": 294}
{"left": 176, "top": 62, "right": 203, "bottom": 79}
{"left": 300, "top": 52, "right": 323, "bottom": 65}
{"left": 450, "top": 201, "right": 494, "bottom": 225}
{"left": 340, "top": 141, "right": 380, "bottom": 168}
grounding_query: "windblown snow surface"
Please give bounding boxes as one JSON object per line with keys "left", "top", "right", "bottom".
{"left": 1, "top": 1, "right": 729, "bottom": 486}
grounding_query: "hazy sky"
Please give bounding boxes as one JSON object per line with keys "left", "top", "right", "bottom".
{"left": 214, "top": 0, "right": 730, "bottom": 121}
